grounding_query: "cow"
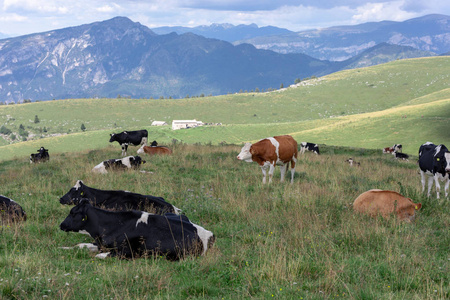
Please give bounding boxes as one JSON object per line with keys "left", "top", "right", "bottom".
{"left": 137, "top": 144, "right": 172, "bottom": 155}
{"left": 30, "top": 147, "right": 49, "bottom": 163}
{"left": 237, "top": 135, "right": 298, "bottom": 184}
{"left": 109, "top": 130, "right": 148, "bottom": 156}
{"left": 92, "top": 156, "right": 146, "bottom": 174}
{"left": 150, "top": 140, "right": 158, "bottom": 146}
{"left": 300, "top": 142, "right": 320, "bottom": 155}
{"left": 353, "top": 189, "right": 421, "bottom": 222}
{"left": 418, "top": 142, "right": 450, "bottom": 199}
{"left": 0, "top": 195, "right": 27, "bottom": 222}
{"left": 60, "top": 200, "right": 214, "bottom": 260}
{"left": 392, "top": 151, "right": 409, "bottom": 161}
{"left": 60, "top": 180, "right": 180, "bottom": 214}
{"left": 345, "top": 158, "right": 360, "bottom": 167}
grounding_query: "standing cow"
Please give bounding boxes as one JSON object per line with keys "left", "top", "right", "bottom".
{"left": 237, "top": 135, "right": 298, "bottom": 184}
{"left": 418, "top": 142, "right": 450, "bottom": 199}
{"left": 109, "top": 130, "right": 148, "bottom": 156}
{"left": 60, "top": 200, "right": 214, "bottom": 260}
{"left": 300, "top": 142, "right": 320, "bottom": 155}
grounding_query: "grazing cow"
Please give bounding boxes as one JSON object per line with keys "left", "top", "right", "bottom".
{"left": 0, "top": 195, "right": 27, "bottom": 222}
{"left": 418, "top": 142, "right": 450, "bottom": 199}
{"left": 137, "top": 144, "right": 172, "bottom": 155}
{"left": 60, "top": 180, "right": 180, "bottom": 214}
{"left": 353, "top": 189, "right": 421, "bottom": 222}
{"left": 237, "top": 135, "right": 298, "bottom": 184}
{"left": 109, "top": 130, "right": 148, "bottom": 156}
{"left": 392, "top": 151, "right": 409, "bottom": 161}
{"left": 300, "top": 142, "right": 320, "bottom": 155}
{"left": 92, "top": 156, "right": 146, "bottom": 174}
{"left": 345, "top": 158, "right": 360, "bottom": 167}
{"left": 60, "top": 200, "right": 214, "bottom": 260}
{"left": 30, "top": 147, "right": 49, "bottom": 163}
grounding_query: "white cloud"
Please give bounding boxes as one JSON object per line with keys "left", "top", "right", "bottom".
{"left": 352, "top": 1, "right": 417, "bottom": 23}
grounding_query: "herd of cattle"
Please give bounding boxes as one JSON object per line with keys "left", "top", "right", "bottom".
{"left": 2, "top": 131, "right": 449, "bottom": 260}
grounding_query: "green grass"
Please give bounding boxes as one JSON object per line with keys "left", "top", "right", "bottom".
{"left": 1, "top": 143, "right": 449, "bottom": 299}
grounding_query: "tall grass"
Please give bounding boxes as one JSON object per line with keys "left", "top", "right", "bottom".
{"left": 1, "top": 143, "right": 448, "bottom": 299}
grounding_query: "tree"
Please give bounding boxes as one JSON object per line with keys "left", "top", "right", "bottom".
{"left": 280, "top": 83, "right": 284, "bottom": 89}
{"left": 81, "top": 124, "right": 86, "bottom": 132}
{"left": 34, "top": 115, "right": 40, "bottom": 123}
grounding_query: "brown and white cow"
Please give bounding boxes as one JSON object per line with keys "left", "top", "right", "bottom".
{"left": 353, "top": 189, "right": 421, "bottom": 222}
{"left": 237, "top": 135, "right": 298, "bottom": 184}
{"left": 137, "top": 145, "right": 172, "bottom": 155}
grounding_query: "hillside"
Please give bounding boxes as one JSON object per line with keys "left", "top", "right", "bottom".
{"left": 0, "top": 57, "right": 449, "bottom": 161}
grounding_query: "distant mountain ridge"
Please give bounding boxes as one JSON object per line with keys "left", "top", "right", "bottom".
{"left": 0, "top": 16, "right": 444, "bottom": 102}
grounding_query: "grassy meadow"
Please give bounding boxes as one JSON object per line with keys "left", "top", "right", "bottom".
{"left": 0, "top": 143, "right": 449, "bottom": 299}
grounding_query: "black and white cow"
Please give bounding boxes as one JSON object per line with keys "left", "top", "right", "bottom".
{"left": 109, "top": 130, "right": 148, "bottom": 156}
{"left": 30, "top": 147, "right": 49, "bottom": 163}
{"left": 0, "top": 195, "right": 27, "bottom": 222}
{"left": 393, "top": 144, "right": 402, "bottom": 153}
{"left": 300, "top": 142, "right": 320, "bottom": 155}
{"left": 60, "top": 180, "right": 180, "bottom": 214}
{"left": 92, "top": 156, "right": 146, "bottom": 174}
{"left": 418, "top": 142, "right": 450, "bottom": 199}
{"left": 392, "top": 151, "right": 409, "bottom": 160}
{"left": 60, "top": 200, "right": 214, "bottom": 260}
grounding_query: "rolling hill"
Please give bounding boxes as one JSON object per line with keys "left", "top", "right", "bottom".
{"left": 0, "top": 56, "right": 448, "bottom": 161}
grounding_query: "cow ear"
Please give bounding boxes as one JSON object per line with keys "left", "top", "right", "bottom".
{"left": 82, "top": 215, "right": 88, "bottom": 222}
{"left": 415, "top": 203, "right": 422, "bottom": 210}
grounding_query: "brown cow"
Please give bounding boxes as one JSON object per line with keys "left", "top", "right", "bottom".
{"left": 353, "top": 189, "right": 421, "bottom": 222}
{"left": 237, "top": 135, "right": 298, "bottom": 184}
{"left": 137, "top": 144, "right": 172, "bottom": 155}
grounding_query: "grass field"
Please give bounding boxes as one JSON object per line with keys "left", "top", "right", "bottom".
{"left": 0, "top": 143, "right": 449, "bottom": 299}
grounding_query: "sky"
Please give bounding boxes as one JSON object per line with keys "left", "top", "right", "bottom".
{"left": 1, "top": 0, "right": 449, "bottom": 37}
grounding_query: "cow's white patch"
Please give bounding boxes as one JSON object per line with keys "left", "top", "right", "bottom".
{"left": 76, "top": 243, "right": 99, "bottom": 252}
{"left": 74, "top": 180, "right": 83, "bottom": 189}
{"left": 78, "top": 230, "right": 92, "bottom": 237}
{"left": 444, "top": 152, "right": 450, "bottom": 172}
{"left": 192, "top": 223, "right": 214, "bottom": 255}
{"left": 435, "top": 145, "right": 442, "bottom": 157}
{"left": 92, "top": 162, "right": 108, "bottom": 174}
{"left": 95, "top": 252, "right": 110, "bottom": 259}
{"left": 136, "top": 212, "right": 151, "bottom": 227}
{"left": 137, "top": 144, "right": 145, "bottom": 154}
{"left": 237, "top": 143, "right": 253, "bottom": 162}
{"left": 121, "top": 156, "right": 132, "bottom": 168}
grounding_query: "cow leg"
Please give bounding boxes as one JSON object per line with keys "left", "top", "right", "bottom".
{"left": 290, "top": 158, "right": 296, "bottom": 184}
{"left": 261, "top": 166, "right": 268, "bottom": 184}
{"left": 268, "top": 164, "right": 275, "bottom": 184}
{"left": 444, "top": 178, "right": 449, "bottom": 198}
{"left": 434, "top": 175, "right": 442, "bottom": 199}
{"left": 420, "top": 171, "right": 426, "bottom": 194}
{"left": 429, "top": 175, "right": 437, "bottom": 198}
{"left": 279, "top": 163, "right": 287, "bottom": 183}
{"left": 121, "top": 144, "right": 128, "bottom": 156}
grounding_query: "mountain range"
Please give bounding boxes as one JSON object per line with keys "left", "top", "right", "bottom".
{"left": 0, "top": 14, "right": 448, "bottom": 102}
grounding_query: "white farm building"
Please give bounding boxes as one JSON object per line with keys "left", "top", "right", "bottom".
{"left": 172, "top": 119, "right": 203, "bottom": 130}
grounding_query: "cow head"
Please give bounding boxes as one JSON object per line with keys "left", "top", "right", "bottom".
{"left": 398, "top": 201, "right": 421, "bottom": 223}
{"left": 109, "top": 133, "right": 119, "bottom": 143}
{"left": 60, "top": 180, "right": 87, "bottom": 205}
{"left": 129, "top": 156, "right": 146, "bottom": 167}
{"left": 60, "top": 200, "right": 91, "bottom": 232}
{"left": 237, "top": 143, "right": 253, "bottom": 162}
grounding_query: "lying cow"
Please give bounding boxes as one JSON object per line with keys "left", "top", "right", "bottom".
{"left": 109, "top": 129, "right": 148, "bottom": 156}
{"left": 353, "top": 189, "right": 421, "bottom": 222}
{"left": 0, "top": 195, "right": 27, "bottom": 222}
{"left": 392, "top": 151, "right": 409, "bottom": 161}
{"left": 300, "top": 142, "right": 320, "bottom": 155}
{"left": 418, "top": 142, "right": 450, "bottom": 199}
{"left": 393, "top": 144, "right": 402, "bottom": 153}
{"left": 237, "top": 135, "right": 298, "bottom": 184}
{"left": 92, "top": 156, "right": 146, "bottom": 174}
{"left": 345, "top": 158, "right": 360, "bottom": 167}
{"left": 137, "top": 144, "right": 172, "bottom": 155}
{"left": 60, "top": 180, "right": 180, "bottom": 214}
{"left": 382, "top": 147, "right": 394, "bottom": 153}
{"left": 60, "top": 200, "right": 214, "bottom": 260}
{"left": 30, "top": 147, "right": 49, "bottom": 163}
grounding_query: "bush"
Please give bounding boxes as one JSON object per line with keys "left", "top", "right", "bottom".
{"left": 0, "top": 125, "right": 11, "bottom": 135}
